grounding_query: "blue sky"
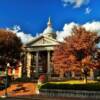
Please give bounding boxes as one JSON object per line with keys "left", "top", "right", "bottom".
{"left": 0, "top": 0, "right": 100, "bottom": 43}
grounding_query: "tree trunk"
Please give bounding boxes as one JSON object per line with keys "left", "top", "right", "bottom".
{"left": 84, "top": 75, "right": 87, "bottom": 84}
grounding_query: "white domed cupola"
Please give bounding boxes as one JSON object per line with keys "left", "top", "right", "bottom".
{"left": 43, "top": 17, "right": 56, "bottom": 39}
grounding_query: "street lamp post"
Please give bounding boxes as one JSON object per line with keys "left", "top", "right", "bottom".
{"left": 4, "top": 63, "right": 10, "bottom": 97}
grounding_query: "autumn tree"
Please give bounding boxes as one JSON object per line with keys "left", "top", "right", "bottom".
{"left": 52, "top": 26, "right": 100, "bottom": 82}
{"left": 0, "top": 29, "right": 22, "bottom": 68}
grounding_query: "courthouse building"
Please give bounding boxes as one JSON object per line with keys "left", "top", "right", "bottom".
{"left": 24, "top": 18, "right": 59, "bottom": 78}
{"left": 22, "top": 18, "right": 99, "bottom": 80}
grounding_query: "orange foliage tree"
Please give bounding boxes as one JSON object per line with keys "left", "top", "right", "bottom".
{"left": 52, "top": 27, "right": 100, "bottom": 81}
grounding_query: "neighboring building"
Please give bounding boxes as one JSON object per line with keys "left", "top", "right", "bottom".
{"left": 0, "top": 63, "right": 22, "bottom": 79}
{"left": 24, "top": 18, "right": 59, "bottom": 78}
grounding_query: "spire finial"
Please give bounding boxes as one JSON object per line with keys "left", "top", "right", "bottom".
{"left": 47, "top": 17, "right": 52, "bottom": 27}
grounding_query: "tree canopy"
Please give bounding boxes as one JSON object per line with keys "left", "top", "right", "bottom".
{"left": 52, "top": 27, "right": 100, "bottom": 77}
{"left": 0, "top": 29, "right": 22, "bottom": 66}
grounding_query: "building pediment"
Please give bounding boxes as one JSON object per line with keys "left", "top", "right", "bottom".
{"left": 26, "top": 35, "right": 59, "bottom": 47}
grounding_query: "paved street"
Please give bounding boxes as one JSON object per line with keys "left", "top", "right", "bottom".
{"left": 0, "top": 95, "right": 100, "bottom": 100}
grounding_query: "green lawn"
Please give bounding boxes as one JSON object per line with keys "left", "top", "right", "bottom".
{"left": 49, "top": 80, "right": 97, "bottom": 84}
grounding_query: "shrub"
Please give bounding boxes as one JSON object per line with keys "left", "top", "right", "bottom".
{"left": 38, "top": 74, "right": 48, "bottom": 83}
{"left": 40, "top": 82, "right": 100, "bottom": 91}
{"left": 37, "top": 74, "right": 48, "bottom": 90}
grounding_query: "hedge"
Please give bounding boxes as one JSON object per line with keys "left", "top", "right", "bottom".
{"left": 40, "top": 82, "right": 100, "bottom": 91}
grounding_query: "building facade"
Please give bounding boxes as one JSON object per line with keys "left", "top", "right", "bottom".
{"left": 24, "top": 18, "right": 59, "bottom": 78}
{"left": 23, "top": 18, "right": 99, "bottom": 80}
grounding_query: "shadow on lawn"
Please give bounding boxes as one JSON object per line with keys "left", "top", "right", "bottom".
{"left": 12, "top": 84, "right": 30, "bottom": 93}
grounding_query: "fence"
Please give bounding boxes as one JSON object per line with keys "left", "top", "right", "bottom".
{"left": 40, "top": 89, "right": 100, "bottom": 99}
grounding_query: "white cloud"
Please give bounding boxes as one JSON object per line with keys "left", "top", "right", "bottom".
{"left": 83, "top": 21, "right": 100, "bottom": 34}
{"left": 62, "top": 0, "right": 90, "bottom": 8}
{"left": 85, "top": 7, "right": 92, "bottom": 14}
{"left": 63, "top": 3, "right": 67, "bottom": 7}
{"left": 7, "top": 25, "right": 34, "bottom": 44}
{"left": 56, "top": 21, "right": 100, "bottom": 42}
{"left": 82, "top": 21, "right": 100, "bottom": 48}
{"left": 56, "top": 22, "right": 78, "bottom": 41}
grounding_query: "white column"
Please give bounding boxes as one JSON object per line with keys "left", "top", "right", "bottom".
{"left": 90, "top": 69, "right": 94, "bottom": 80}
{"left": 18, "top": 62, "right": 22, "bottom": 78}
{"left": 12, "top": 69, "right": 15, "bottom": 79}
{"left": 71, "top": 71, "right": 75, "bottom": 78}
{"left": 47, "top": 51, "right": 51, "bottom": 75}
{"left": 36, "top": 51, "right": 39, "bottom": 74}
{"left": 26, "top": 52, "right": 31, "bottom": 78}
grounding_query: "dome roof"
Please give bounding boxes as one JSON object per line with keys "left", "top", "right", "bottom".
{"left": 43, "top": 26, "right": 54, "bottom": 34}
{"left": 43, "top": 17, "right": 54, "bottom": 34}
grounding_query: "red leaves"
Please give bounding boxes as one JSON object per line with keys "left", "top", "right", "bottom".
{"left": 0, "top": 29, "right": 22, "bottom": 65}
{"left": 38, "top": 74, "right": 47, "bottom": 83}
{"left": 52, "top": 26, "right": 100, "bottom": 76}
